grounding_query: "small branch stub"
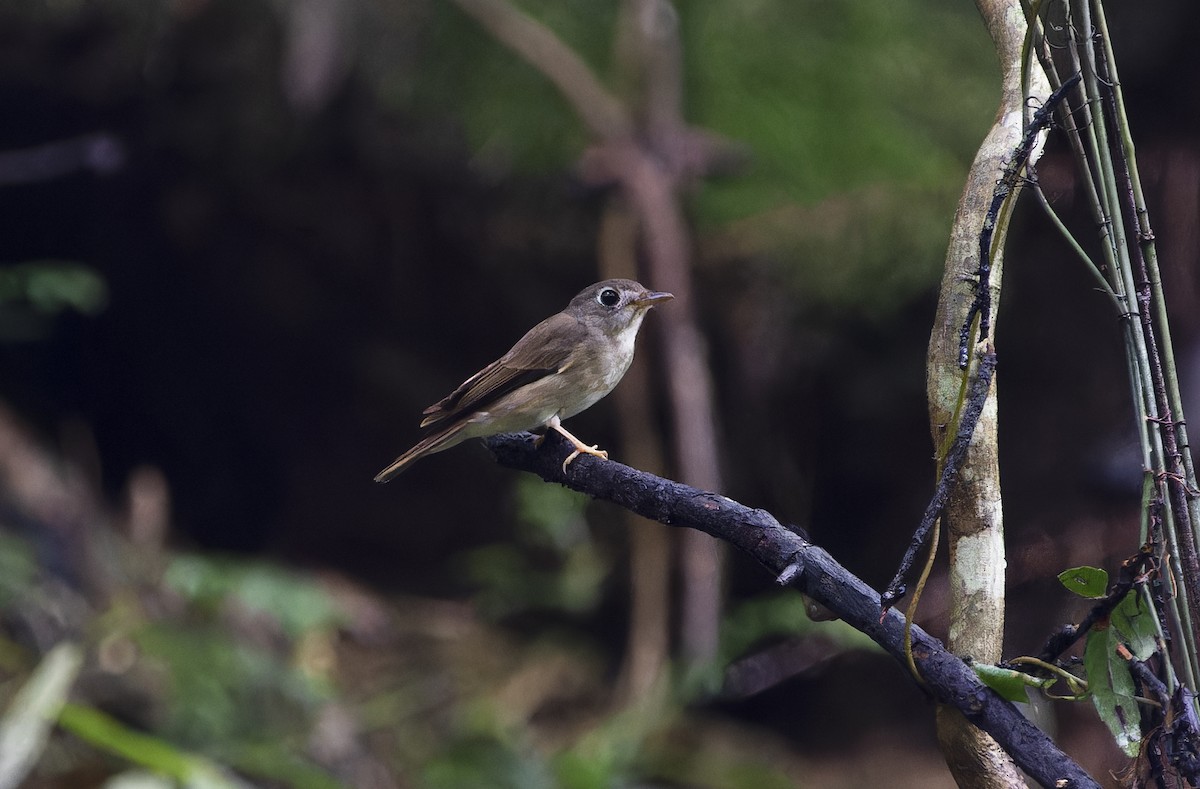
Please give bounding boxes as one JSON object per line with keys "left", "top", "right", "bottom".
{"left": 775, "top": 561, "right": 802, "bottom": 586}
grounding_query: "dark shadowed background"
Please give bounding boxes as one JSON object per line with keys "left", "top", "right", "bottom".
{"left": 1, "top": 0, "right": 1198, "bottom": 785}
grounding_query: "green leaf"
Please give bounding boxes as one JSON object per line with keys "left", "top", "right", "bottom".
{"left": 0, "top": 532, "right": 37, "bottom": 609}
{"left": 0, "top": 643, "right": 84, "bottom": 789}
{"left": 1083, "top": 627, "right": 1141, "bottom": 757}
{"left": 423, "top": 736, "right": 556, "bottom": 789}
{"left": 164, "top": 555, "right": 343, "bottom": 637}
{"left": 57, "top": 703, "right": 251, "bottom": 789}
{"left": 513, "top": 475, "right": 590, "bottom": 551}
{"left": 0, "top": 261, "right": 107, "bottom": 316}
{"left": 1111, "top": 587, "right": 1160, "bottom": 662}
{"left": 102, "top": 770, "right": 175, "bottom": 789}
{"left": 972, "top": 663, "right": 1053, "bottom": 704}
{"left": 1058, "top": 566, "right": 1109, "bottom": 598}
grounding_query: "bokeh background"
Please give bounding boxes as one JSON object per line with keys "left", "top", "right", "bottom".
{"left": 1, "top": 0, "right": 1198, "bottom": 786}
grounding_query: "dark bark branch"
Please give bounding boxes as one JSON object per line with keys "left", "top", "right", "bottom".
{"left": 881, "top": 348, "right": 998, "bottom": 610}
{"left": 486, "top": 431, "right": 1100, "bottom": 789}
{"left": 448, "top": 0, "right": 633, "bottom": 140}
{"left": 958, "top": 73, "right": 1081, "bottom": 369}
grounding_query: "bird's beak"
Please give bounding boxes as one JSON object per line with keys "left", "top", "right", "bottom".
{"left": 635, "top": 290, "right": 674, "bottom": 307}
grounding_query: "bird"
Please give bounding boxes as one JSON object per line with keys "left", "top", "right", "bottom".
{"left": 374, "top": 279, "right": 673, "bottom": 482}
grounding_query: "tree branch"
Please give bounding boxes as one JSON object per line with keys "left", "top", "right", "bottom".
{"left": 448, "top": 0, "right": 633, "bottom": 140}
{"left": 486, "top": 431, "right": 1100, "bottom": 789}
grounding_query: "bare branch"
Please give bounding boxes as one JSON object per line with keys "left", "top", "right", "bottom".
{"left": 447, "top": 0, "right": 633, "bottom": 140}
{"left": 486, "top": 431, "right": 1100, "bottom": 789}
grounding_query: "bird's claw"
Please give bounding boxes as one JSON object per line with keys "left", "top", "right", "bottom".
{"left": 562, "top": 445, "right": 608, "bottom": 473}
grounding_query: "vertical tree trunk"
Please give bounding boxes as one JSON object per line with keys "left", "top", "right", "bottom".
{"left": 927, "top": 1, "right": 1049, "bottom": 784}
{"left": 449, "top": 0, "right": 735, "bottom": 670}
{"left": 617, "top": 0, "right": 725, "bottom": 665}
{"left": 599, "top": 200, "right": 672, "bottom": 700}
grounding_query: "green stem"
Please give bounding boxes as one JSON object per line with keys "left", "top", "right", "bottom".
{"left": 1091, "top": 0, "right": 1200, "bottom": 690}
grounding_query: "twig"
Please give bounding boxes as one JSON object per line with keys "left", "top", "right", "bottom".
{"left": 880, "top": 349, "right": 997, "bottom": 610}
{"left": 447, "top": 0, "right": 633, "bottom": 140}
{"left": 1035, "top": 546, "right": 1154, "bottom": 664}
{"left": 957, "top": 72, "right": 1081, "bottom": 369}
{"left": 881, "top": 75, "right": 1080, "bottom": 613}
{"left": 1168, "top": 687, "right": 1200, "bottom": 784}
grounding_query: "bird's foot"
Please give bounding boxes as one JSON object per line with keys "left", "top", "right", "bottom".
{"left": 546, "top": 418, "right": 609, "bottom": 473}
{"left": 562, "top": 444, "right": 608, "bottom": 473}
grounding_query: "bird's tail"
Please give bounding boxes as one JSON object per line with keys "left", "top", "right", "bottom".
{"left": 374, "top": 421, "right": 470, "bottom": 483}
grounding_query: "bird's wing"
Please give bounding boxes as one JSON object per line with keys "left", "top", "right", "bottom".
{"left": 419, "top": 312, "right": 578, "bottom": 427}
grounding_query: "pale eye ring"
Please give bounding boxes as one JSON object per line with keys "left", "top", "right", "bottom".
{"left": 597, "top": 287, "right": 620, "bottom": 307}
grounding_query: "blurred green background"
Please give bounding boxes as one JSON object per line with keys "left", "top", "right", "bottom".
{"left": 0, "top": 0, "right": 1198, "bottom": 785}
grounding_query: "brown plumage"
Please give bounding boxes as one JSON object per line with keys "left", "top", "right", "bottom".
{"left": 374, "top": 279, "right": 671, "bottom": 482}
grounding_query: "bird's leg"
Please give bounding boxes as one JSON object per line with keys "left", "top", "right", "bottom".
{"left": 546, "top": 415, "right": 608, "bottom": 472}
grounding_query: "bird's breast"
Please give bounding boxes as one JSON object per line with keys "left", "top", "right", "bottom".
{"left": 555, "top": 321, "right": 641, "bottom": 420}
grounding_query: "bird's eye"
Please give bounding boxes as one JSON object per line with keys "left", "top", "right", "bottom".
{"left": 597, "top": 287, "right": 621, "bottom": 307}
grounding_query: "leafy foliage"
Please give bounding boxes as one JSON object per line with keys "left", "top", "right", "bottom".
{"left": 459, "top": 476, "right": 610, "bottom": 617}
{"left": 972, "top": 662, "right": 1054, "bottom": 703}
{"left": 1058, "top": 565, "right": 1110, "bottom": 599}
{"left": 0, "top": 261, "right": 107, "bottom": 341}
{"left": 1082, "top": 623, "right": 1141, "bottom": 758}
{"left": 393, "top": 0, "right": 997, "bottom": 316}
{"left": 57, "top": 703, "right": 252, "bottom": 789}
{"left": 0, "top": 644, "right": 82, "bottom": 789}
{"left": 1111, "top": 587, "right": 1159, "bottom": 662}
{"left": 1059, "top": 565, "right": 1161, "bottom": 757}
